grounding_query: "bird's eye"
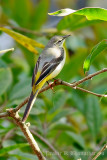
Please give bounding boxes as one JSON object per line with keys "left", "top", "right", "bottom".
{"left": 58, "top": 40, "right": 62, "bottom": 43}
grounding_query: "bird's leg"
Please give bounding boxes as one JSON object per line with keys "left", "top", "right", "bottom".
{"left": 47, "top": 81, "right": 53, "bottom": 90}
{"left": 53, "top": 78, "right": 59, "bottom": 85}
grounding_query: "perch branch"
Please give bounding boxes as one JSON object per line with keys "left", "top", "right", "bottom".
{"left": 0, "top": 68, "right": 107, "bottom": 160}
{"left": 0, "top": 68, "right": 107, "bottom": 119}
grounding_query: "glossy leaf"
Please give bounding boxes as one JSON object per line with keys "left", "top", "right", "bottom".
{"left": 83, "top": 39, "right": 107, "bottom": 73}
{"left": 57, "top": 14, "right": 100, "bottom": 31}
{"left": 0, "top": 27, "right": 44, "bottom": 54}
{"left": 0, "top": 68, "right": 12, "bottom": 96}
{"left": 49, "top": 7, "right": 107, "bottom": 31}
{"left": 49, "top": 7, "right": 107, "bottom": 21}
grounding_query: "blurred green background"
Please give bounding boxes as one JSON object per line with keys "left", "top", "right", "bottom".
{"left": 0, "top": 0, "right": 107, "bottom": 160}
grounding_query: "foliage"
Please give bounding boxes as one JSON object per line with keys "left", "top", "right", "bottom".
{"left": 0, "top": 1, "right": 107, "bottom": 160}
{"left": 83, "top": 39, "right": 107, "bottom": 73}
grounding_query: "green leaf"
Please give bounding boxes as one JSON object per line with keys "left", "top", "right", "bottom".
{"left": 12, "top": 0, "right": 31, "bottom": 27}
{"left": 85, "top": 96, "right": 102, "bottom": 137}
{"left": 49, "top": 8, "right": 107, "bottom": 31}
{"left": 0, "top": 68, "right": 12, "bottom": 96}
{"left": 49, "top": 7, "right": 107, "bottom": 21}
{"left": 9, "top": 78, "right": 31, "bottom": 100}
{"left": 32, "top": 0, "right": 49, "bottom": 30}
{"left": 57, "top": 14, "right": 100, "bottom": 31}
{"left": 0, "top": 27, "right": 44, "bottom": 54}
{"left": 0, "top": 143, "right": 29, "bottom": 156}
{"left": 72, "top": 89, "right": 85, "bottom": 114}
{"left": 10, "top": 151, "right": 38, "bottom": 160}
{"left": 51, "top": 109, "right": 72, "bottom": 123}
{"left": 0, "top": 59, "right": 7, "bottom": 68}
{"left": 83, "top": 39, "right": 107, "bottom": 73}
{"left": 49, "top": 122, "right": 75, "bottom": 132}
{"left": 65, "top": 131, "right": 85, "bottom": 148}
{"left": 48, "top": 89, "right": 68, "bottom": 114}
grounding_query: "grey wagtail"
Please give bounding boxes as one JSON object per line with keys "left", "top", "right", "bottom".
{"left": 22, "top": 35, "right": 70, "bottom": 122}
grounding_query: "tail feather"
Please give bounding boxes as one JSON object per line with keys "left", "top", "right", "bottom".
{"left": 22, "top": 90, "right": 39, "bottom": 122}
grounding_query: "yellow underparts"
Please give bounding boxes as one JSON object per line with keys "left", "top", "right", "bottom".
{"left": 32, "top": 71, "right": 53, "bottom": 95}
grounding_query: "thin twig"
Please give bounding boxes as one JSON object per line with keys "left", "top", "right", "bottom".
{"left": 2, "top": 128, "right": 16, "bottom": 142}
{"left": 92, "top": 143, "right": 107, "bottom": 160}
{"left": 74, "top": 86, "right": 106, "bottom": 97}
{"left": 0, "top": 24, "right": 73, "bottom": 36}
{"left": 31, "top": 129, "right": 64, "bottom": 160}
{"left": 88, "top": 137, "right": 107, "bottom": 160}
{"left": 6, "top": 109, "right": 45, "bottom": 160}
{"left": 0, "top": 48, "right": 14, "bottom": 54}
{"left": 71, "top": 68, "right": 107, "bottom": 86}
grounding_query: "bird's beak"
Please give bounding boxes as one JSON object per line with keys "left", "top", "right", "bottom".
{"left": 63, "top": 35, "right": 71, "bottom": 39}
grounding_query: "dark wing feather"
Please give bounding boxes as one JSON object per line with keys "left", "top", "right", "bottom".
{"left": 35, "top": 56, "right": 63, "bottom": 86}
{"left": 32, "top": 57, "right": 41, "bottom": 86}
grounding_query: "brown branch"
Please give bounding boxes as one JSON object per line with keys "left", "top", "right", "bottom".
{"left": 0, "top": 68, "right": 107, "bottom": 118}
{"left": 92, "top": 143, "right": 107, "bottom": 160}
{"left": 6, "top": 109, "right": 45, "bottom": 160}
{"left": 72, "top": 68, "right": 107, "bottom": 86}
{"left": 0, "top": 24, "right": 73, "bottom": 37}
{"left": 0, "top": 112, "right": 9, "bottom": 118}
{"left": 31, "top": 129, "right": 64, "bottom": 160}
{"left": 74, "top": 86, "right": 106, "bottom": 97}
{"left": 88, "top": 137, "right": 107, "bottom": 160}
{"left": 0, "top": 68, "right": 106, "bottom": 160}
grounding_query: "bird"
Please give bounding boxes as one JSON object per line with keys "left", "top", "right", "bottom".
{"left": 22, "top": 35, "right": 70, "bottom": 122}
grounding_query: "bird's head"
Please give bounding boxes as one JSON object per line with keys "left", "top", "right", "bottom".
{"left": 46, "top": 35, "right": 71, "bottom": 48}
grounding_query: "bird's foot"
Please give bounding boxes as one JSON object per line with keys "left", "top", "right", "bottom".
{"left": 53, "top": 78, "right": 59, "bottom": 85}
{"left": 47, "top": 81, "right": 53, "bottom": 91}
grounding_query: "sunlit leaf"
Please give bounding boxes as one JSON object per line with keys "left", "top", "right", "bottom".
{"left": 49, "top": 7, "right": 107, "bottom": 21}
{"left": 0, "top": 48, "right": 14, "bottom": 54}
{"left": 83, "top": 39, "right": 107, "bottom": 73}
{"left": 49, "top": 7, "right": 107, "bottom": 31}
{"left": 0, "top": 68, "right": 12, "bottom": 96}
{"left": 57, "top": 14, "right": 100, "bottom": 31}
{"left": 0, "top": 27, "right": 44, "bottom": 54}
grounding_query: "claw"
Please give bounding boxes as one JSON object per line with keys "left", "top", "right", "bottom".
{"left": 47, "top": 81, "right": 53, "bottom": 90}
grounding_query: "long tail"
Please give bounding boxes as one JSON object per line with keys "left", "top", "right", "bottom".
{"left": 22, "top": 89, "right": 39, "bottom": 122}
